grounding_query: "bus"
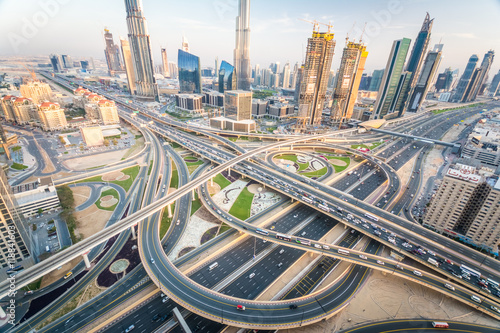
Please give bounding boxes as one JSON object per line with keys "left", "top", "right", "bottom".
{"left": 460, "top": 264, "right": 481, "bottom": 278}
{"left": 276, "top": 233, "right": 292, "bottom": 242}
{"left": 487, "top": 279, "right": 499, "bottom": 289}
{"left": 364, "top": 213, "right": 379, "bottom": 222}
{"left": 432, "top": 322, "right": 449, "bottom": 328}
{"left": 338, "top": 249, "right": 350, "bottom": 255}
{"left": 256, "top": 228, "right": 269, "bottom": 236}
{"left": 296, "top": 238, "right": 311, "bottom": 246}
{"left": 318, "top": 204, "right": 330, "bottom": 212}
{"left": 302, "top": 196, "right": 313, "bottom": 204}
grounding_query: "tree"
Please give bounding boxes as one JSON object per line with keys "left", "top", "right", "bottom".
{"left": 37, "top": 208, "right": 43, "bottom": 216}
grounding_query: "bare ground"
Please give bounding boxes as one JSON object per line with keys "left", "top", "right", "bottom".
{"left": 40, "top": 257, "right": 81, "bottom": 288}
{"left": 72, "top": 186, "right": 91, "bottom": 208}
{"left": 102, "top": 171, "right": 130, "bottom": 182}
{"left": 74, "top": 205, "right": 113, "bottom": 240}
{"left": 63, "top": 150, "right": 129, "bottom": 171}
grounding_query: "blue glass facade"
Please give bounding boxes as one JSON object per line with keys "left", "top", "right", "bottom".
{"left": 218, "top": 60, "right": 237, "bottom": 93}
{"left": 178, "top": 49, "right": 202, "bottom": 94}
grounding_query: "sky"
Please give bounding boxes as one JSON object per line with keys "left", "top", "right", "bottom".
{"left": 0, "top": 0, "right": 499, "bottom": 76}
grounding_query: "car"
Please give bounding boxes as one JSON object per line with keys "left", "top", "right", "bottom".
{"left": 444, "top": 283, "right": 455, "bottom": 291}
{"left": 289, "top": 304, "right": 298, "bottom": 309}
{"left": 376, "top": 260, "right": 385, "bottom": 265}
{"left": 236, "top": 305, "right": 245, "bottom": 311}
{"left": 64, "top": 272, "right": 73, "bottom": 279}
{"left": 124, "top": 325, "right": 135, "bottom": 332}
{"left": 24, "top": 291, "right": 34, "bottom": 295}
{"left": 277, "top": 262, "right": 283, "bottom": 268}
{"left": 270, "top": 226, "right": 275, "bottom": 230}
{"left": 452, "top": 272, "right": 462, "bottom": 279}
{"left": 359, "top": 255, "right": 367, "bottom": 260}
{"left": 396, "top": 264, "right": 404, "bottom": 270}
{"left": 322, "top": 245, "right": 330, "bottom": 250}
{"left": 176, "top": 219, "right": 180, "bottom": 225}
{"left": 413, "top": 270, "right": 423, "bottom": 277}
{"left": 314, "top": 244, "right": 321, "bottom": 249}
{"left": 279, "top": 249, "right": 285, "bottom": 255}
{"left": 150, "top": 258, "right": 155, "bottom": 264}
{"left": 491, "top": 306, "right": 500, "bottom": 313}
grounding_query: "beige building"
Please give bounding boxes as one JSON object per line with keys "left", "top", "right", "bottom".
{"left": 38, "top": 102, "right": 68, "bottom": 131}
{"left": 224, "top": 90, "right": 252, "bottom": 121}
{"left": 19, "top": 80, "right": 52, "bottom": 104}
{"left": 424, "top": 162, "right": 500, "bottom": 253}
{"left": 80, "top": 126, "right": 105, "bottom": 146}
{"left": 1, "top": 95, "right": 17, "bottom": 121}
{"left": 97, "top": 99, "right": 120, "bottom": 124}
{"left": 1, "top": 96, "right": 38, "bottom": 124}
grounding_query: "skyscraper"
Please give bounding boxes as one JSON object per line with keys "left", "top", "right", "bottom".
{"left": 49, "top": 54, "right": 63, "bottom": 73}
{"left": 124, "top": 0, "right": 158, "bottom": 101}
{"left": 371, "top": 38, "right": 411, "bottom": 120}
{"left": 369, "top": 69, "right": 384, "bottom": 91}
{"left": 489, "top": 70, "right": 500, "bottom": 96}
{"left": 282, "top": 62, "right": 291, "bottom": 88}
{"left": 61, "top": 55, "right": 73, "bottom": 69}
{"left": 161, "top": 48, "right": 170, "bottom": 78}
{"left": 407, "top": 48, "right": 442, "bottom": 112}
{"left": 395, "top": 13, "right": 434, "bottom": 116}
{"left": 452, "top": 54, "right": 479, "bottom": 102}
{"left": 218, "top": 61, "right": 237, "bottom": 93}
{"left": 178, "top": 49, "right": 202, "bottom": 94}
{"left": 467, "top": 50, "right": 495, "bottom": 101}
{"left": 435, "top": 67, "right": 456, "bottom": 92}
{"left": 234, "top": 0, "right": 251, "bottom": 90}
{"left": 298, "top": 28, "right": 336, "bottom": 126}
{"left": 104, "top": 28, "right": 124, "bottom": 75}
{"left": 120, "top": 37, "right": 137, "bottom": 95}
{"left": 331, "top": 40, "right": 368, "bottom": 124}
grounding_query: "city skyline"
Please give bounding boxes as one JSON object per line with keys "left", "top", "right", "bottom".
{"left": 1, "top": 0, "right": 499, "bottom": 75}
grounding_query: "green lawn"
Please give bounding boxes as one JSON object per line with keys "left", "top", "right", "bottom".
{"left": 351, "top": 144, "right": 370, "bottom": 150}
{"left": 170, "top": 162, "right": 179, "bottom": 188}
{"left": 186, "top": 160, "right": 204, "bottom": 175}
{"left": 191, "top": 192, "right": 202, "bottom": 216}
{"left": 219, "top": 223, "right": 231, "bottom": 234}
{"left": 213, "top": 173, "right": 231, "bottom": 190}
{"left": 107, "top": 166, "right": 140, "bottom": 192}
{"left": 22, "top": 278, "right": 42, "bottom": 291}
{"left": 11, "top": 146, "right": 21, "bottom": 152}
{"left": 228, "top": 187, "right": 254, "bottom": 220}
{"left": 75, "top": 175, "right": 103, "bottom": 184}
{"left": 159, "top": 204, "right": 174, "bottom": 239}
{"left": 147, "top": 160, "right": 153, "bottom": 176}
{"left": 300, "top": 167, "right": 328, "bottom": 178}
{"left": 95, "top": 188, "right": 119, "bottom": 211}
{"left": 11, "top": 163, "right": 28, "bottom": 170}
{"left": 369, "top": 141, "right": 384, "bottom": 149}
{"left": 276, "top": 154, "right": 309, "bottom": 171}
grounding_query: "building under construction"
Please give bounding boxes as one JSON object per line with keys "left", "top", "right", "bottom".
{"left": 330, "top": 40, "right": 368, "bottom": 126}
{"left": 297, "top": 26, "right": 336, "bottom": 129}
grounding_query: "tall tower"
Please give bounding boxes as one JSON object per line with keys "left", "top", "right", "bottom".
{"left": 371, "top": 38, "right": 411, "bottom": 120}
{"left": 234, "top": 0, "right": 252, "bottom": 91}
{"left": 298, "top": 28, "right": 336, "bottom": 127}
{"left": 407, "top": 47, "right": 442, "bottom": 112}
{"left": 452, "top": 54, "right": 479, "bottom": 102}
{"left": 104, "top": 28, "right": 124, "bottom": 76}
{"left": 161, "top": 48, "right": 170, "bottom": 78}
{"left": 282, "top": 62, "right": 291, "bottom": 88}
{"left": 120, "top": 37, "right": 137, "bottom": 95}
{"left": 124, "top": 0, "right": 159, "bottom": 101}
{"left": 396, "top": 13, "right": 434, "bottom": 116}
{"left": 331, "top": 40, "right": 368, "bottom": 125}
{"left": 468, "top": 50, "right": 495, "bottom": 101}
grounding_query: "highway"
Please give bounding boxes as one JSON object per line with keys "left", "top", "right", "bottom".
{"left": 339, "top": 319, "right": 500, "bottom": 333}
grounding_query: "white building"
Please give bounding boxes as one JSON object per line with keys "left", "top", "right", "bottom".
{"left": 12, "top": 178, "right": 61, "bottom": 218}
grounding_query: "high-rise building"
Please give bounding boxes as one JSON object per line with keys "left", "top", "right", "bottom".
{"left": 435, "top": 67, "right": 456, "bottom": 92}
{"left": 178, "top": 49, "right": 202, "bottom": 94}
{"left": 407, "top": 48, "right": 442, "bottom": 112}
{"left": 359, "top": 74, "right": 371, "bottom": 91}
{"left": 181, "top": 36, "right": 190, "bottom": 53}
{"left": 282, "top": 62, "right": 291, "bottom": 88}
{"left": 331, "top": 40, "right": 368, "bottom": 124}
{"left": 294, "top": 66, "right": 304, "bottom": 102}
{"left": 465, "top": 50, "right": 495, "bottom": 102}
{"left": 49, "top": 54, "right": 63, "bottom": 73}
{"left": 234, "top": 0, "right": 251, "bottom": 90}
{"left": 224, "top": 90, "right": 252, "bottom": 121}
{"left": 161, "top": 48, "right": 170, "bottom": 78}
{"left": 0, "top": 167, "right": 34, "bottom": 280}
{"left": 218, "top": 61, "right": 237, "bottom": 93}
{"left": 97, "top": 100, "right": 120, "bottom": 124}
{"left": 12, "top": 98, "right": 37, "bottom": 124}
{"left": 37, "top": 102, "right": 67, "bottom": 131}
{"left": 124, "top": 0, "right": 158, "bottom": 101}
{"left": 120, "top": 37, "right": 137, "bottom": 95}
{"left": 298, "top": 29, "right": 336, "bottom": 126}
{"left": 369, "top": 69, "right": 384, "bottom": 91}
{"left": 169, "top": 62, "right": 178, "bottom": 79}
{"left": 371, "top": 38, "right": 411, "bottom": 120}
{"left": 20, "top": 80, "right": 52, "bottom": 104}
{"left": 61, "top": 55, "right": 73, "bottom": 69}
{"left": 1, "top": 96, "right": 17, "bottom": 121}
{"left": 395, "top": 13, "right": 434, "bottom": 116}
{"left": 452, "top": 54, "right": 479, "bottom": 102}
{"left": 423, "top": 162, "right": 500, "bottom": 253}
{"left": 80, "top": 60, "right": 90, "bottom": 71}
{"left": 215, "top": 57, "right": 219, "bottom": 79}
{"left": 489, "top": 70, "right": 500, "bottom": 96}
{"left": 104, "top": 29, "right": 124, "bottom": 76}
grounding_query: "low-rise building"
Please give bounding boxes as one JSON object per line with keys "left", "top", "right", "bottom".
{"left": 461, "top": 117, "right": 500, "bottom": 166}
{"left": 209, "top": 116, "right": 256, "bottom": 132}
{"left": 204, "top": 91, "right": 224, "bottom": 107}
{"left": 252, "top": 99, "right": 268, "bottom": 118}
{"left": 175, "top": 94, "right": 204, "bottom": 114}
{"left": 12, "top": 177, "right": 61, "bottom": 218}
{"left": 97, "top": 99, "right": 120, "bottom": 124}
{"left": 80, "top": 126, "right": 105, "bottom": 146}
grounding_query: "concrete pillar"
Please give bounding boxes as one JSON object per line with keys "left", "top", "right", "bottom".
{"left": 131, "top": 225, "right": 137, "bottom": 240}
{"left": 192, "top": 189, "right": 196, "bottom": 201}
{"left": 167, "top": 204, "right": 173, "bottom": 218}
{"left": 211, "top": 177, "right": 214, "bottom": 186}
{"left": 83, "top": 253, "right": 91, "bottom": 269}
{"left": 228, "top": 168, "right": 231, "bottom": 177}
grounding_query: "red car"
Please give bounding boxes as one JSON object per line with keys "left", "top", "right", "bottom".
{"left": 236, "top": 305, "right": 245, "bottom": 311}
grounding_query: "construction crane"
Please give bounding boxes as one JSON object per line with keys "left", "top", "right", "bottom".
{"left": 19, "top": 63, "right": 37, "bottom": 81}
{"left": 299, "top": 18, "right": 334, "bottom": 33}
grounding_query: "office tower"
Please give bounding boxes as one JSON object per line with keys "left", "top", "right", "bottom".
{"left": 331, "top": 40, "right": 368, "bottom": 124}
{"left": 215, "top": 57, "right": 219, "bottom": 79}
{"left": 435, "top": 67, "right": 456, "bottom": 92}
{"left": 359, "top": 74, "right": 371, "bottom": 91}
{"left": 466, "top": 50, "right": 495, "bottom": 101}
{"left": 234, "top": 0, "right": 251, "bottom": 90}
{"left": 61, "top": 55, "right": 73, "bottom": 68}
{"left": 282, "top": 62, "right": 291, "bottom": 88}
{"left": 169, "top": 62, "right": 178, "bottom": 79}
{"left": 49, "top": 54, "right": 63, "bottom": 73}
{"left": 90, "top": 57, "right": 96, "bottom": 70}
{"left": 407, "top": 48, "right": 442, "bottom": 112}
{"left": 178, "top": 49, "right": 202, "bottom": 94}
{"left": 298, "top": 29, "right": 336, "bottom": 126}
{"left": 97, "top": 100, "right": 120, "bottom": 124}
{"left": 161, "top": 48, "right": 170, "bottom": 78}
{"left": 290, "top": 62, "right": 299, "bottom": 90}
{"left": 253, "top": 64, "right": 260, "bottom": 79}
{"left": 395, "top": 13, "right": 434, "bottom": 116}
{"left": 489, "top": 70, "right": 500, "bottom": 96}
{"left": 218, "top": 61, "right": 237, "bottom": 93}
{"left": 20, "top": 80, "right": 53, "bottom": 104}
{"left": 80, "top": 60, "right": 90, "bottom": 71}
{"left": 104, "top": 28, "right": 124, "bottom": 75}
{"left": 37, "top": 102, "right": 68, "bottom": 131}
{"left": 294, "top": 66, "right": 304, "bottom": 102}
{"left": 424, "top": 162, "right": 500, "bottom": 252}
{"left": 371, "top": 38, "right": 411, "bottom": 119}
{"left": 453, "top": 54, "right": 479, "bottom": 102}
{"left": 0, "top": 167, "right": 33, "bottom": 280}
{"left": 461, "top": 67, "right": 484, "bottom": 103}
{"left": 124, "top": 0, "right": 159, "bottom": 101}
{"left": 120, "top": 37, "right": 137, "bottom": 95}
{"left": 369, "top": 69, "right": 384, "bottom": 91}
{"left": 182, "top": 36, "right": 190, "bottom": 53}
{"left": 224, "top": 90, "right": 252, "bottom": 121}
{"left": 272, "top": 73, "right": 280, "bottom": 90}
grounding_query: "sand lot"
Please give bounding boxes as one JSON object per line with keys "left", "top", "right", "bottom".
{"left": 63, "top": 150, "right": 128, "bottom": 171}
{"left": 73, "top": 205, "right": 113, "bottom": 240}
{"left": 72, "top": 186, "right": 91, "bottom": 208}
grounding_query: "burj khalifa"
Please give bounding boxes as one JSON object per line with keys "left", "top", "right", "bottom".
{"left": 234, "top": 0, "right": 252, "bottom": 91}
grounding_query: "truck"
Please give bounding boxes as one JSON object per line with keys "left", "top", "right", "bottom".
{"left": 428, "top": 257, "right": 439, "bottom": 267}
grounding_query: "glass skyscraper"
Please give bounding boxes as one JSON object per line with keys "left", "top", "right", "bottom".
{"left": 452, "top": 54, "right": 479, "bottom": 102}
{"left": 178, "top": 49, "right": 202, "bottom": 94}
{"left": 219, "top": 61, "right": 237, "bottom": 93}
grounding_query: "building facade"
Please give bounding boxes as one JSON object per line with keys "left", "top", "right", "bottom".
{"left": 407, "top": 48, "right": 442, "bottom": 112}
{"left": 234, "top": 0, "right": 252, "bottom": 90}
{"left": 37, "top": 102, "right": 67, "bottom": 131}
{"left": 97, "top": 100, "right": 120, "bottom": 124}
{"left": 178, "top": 49, "right": 202, "bottom": 94}
{"left": 12, "top": 177, "right": 61, "bottom": 219}
{"left": 161, "top": 48, "right": 170, "bottom": 78}
{"left": 219, "top": 61, "right": 237, "bottom": 93}
{"left": 120, "top": 37, "right": 137, "bottom": 95}
{"left": 452, "top": 54, "right": 479, "bottom": 102}
{"left": 19, "top": 80, "right": 53, "bottom": 105}
{"left": 104, "top": 28, "right": 124, "bottom": 75}
{"left": 175, "top": 94, "right": 204, "bottom": 113}
{"left": 224, "top": 90, "right": 252, "bottom": 121}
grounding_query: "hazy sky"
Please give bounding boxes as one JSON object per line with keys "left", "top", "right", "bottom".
{"left": 1, "top": 0, "right": 499, "bottom": 76}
